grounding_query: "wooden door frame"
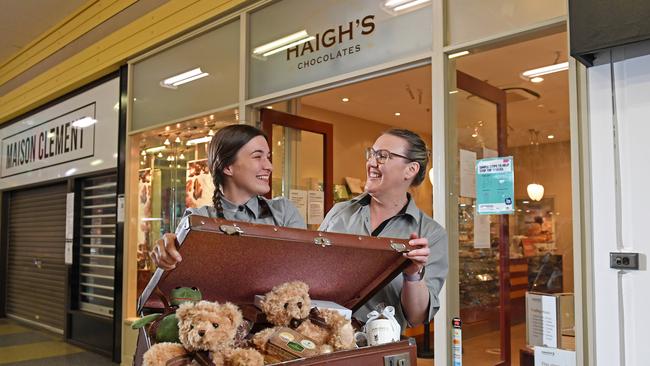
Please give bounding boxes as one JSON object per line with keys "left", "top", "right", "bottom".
{"left": 456, "top": 70, "right": 511, "bottom": 366}
{"left": 260, "top": 108, "right": 334, "bottom": 213}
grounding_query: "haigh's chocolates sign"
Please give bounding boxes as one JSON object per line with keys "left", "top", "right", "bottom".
{"left": 1, "top": 103, "right": 96, "bottom": 177}
{"left": 286, "top": 15, "right": 376, "bottom": 70}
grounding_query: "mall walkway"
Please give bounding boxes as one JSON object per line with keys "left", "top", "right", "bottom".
{"left": 0, "top": 318, "right": 116, "bottom": 365}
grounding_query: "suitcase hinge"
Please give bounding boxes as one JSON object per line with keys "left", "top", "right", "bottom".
{"left": 220, "top": 224, "right": 244, "bottom": 235}
{"left": 314, "top": 236, "right": 331, "bottom": 247}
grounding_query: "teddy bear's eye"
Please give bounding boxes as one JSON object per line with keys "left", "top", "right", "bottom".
{"left": 284, "top": 303, "right": 289, "bottom": 309}
{"left": 190, "top": 324, "right": 194, "bottom": 330}
{"left": 297, "top": 302, "right": 303, "bottom": 309}
{"left": 212, "top": 323, "right": 219, "bottom": 328}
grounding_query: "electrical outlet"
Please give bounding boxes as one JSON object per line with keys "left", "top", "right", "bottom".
{"left": 609, "top": 252, "right": 639, "bottom": 270}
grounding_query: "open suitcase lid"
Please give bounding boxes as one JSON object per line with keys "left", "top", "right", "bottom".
{"left": 138, "top": 215, "right": 411, "bottom": 314}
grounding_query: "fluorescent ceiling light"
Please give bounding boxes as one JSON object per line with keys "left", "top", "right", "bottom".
{"left": 186, "top": 136, "right": 212, "bottom": 146}
{"left": 161, "top": 68, "right": 209, "bottom": 88}
{"left": 448, "top": 50, "right": 470, "bottom": 59}
{"left": 253, "top": 30, "right": 315, "bottom": 57}
{"left": 384, "top": 0, "right": 431, "bottom": 11}
{"left": 72, "top": 116, "right": 97, "bottom": 128}
{"left": 522, "top": 62, "right": 568, "bottom": 78}
{"left": 145, "top": 146, "right": 166, "bottom": 153}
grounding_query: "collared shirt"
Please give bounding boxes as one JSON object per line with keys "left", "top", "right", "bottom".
{"left": 319, "top": 192, "right": 448, "bottom": 329}
{"left": 180, "top": 195, "right": 306, "bottom": 229}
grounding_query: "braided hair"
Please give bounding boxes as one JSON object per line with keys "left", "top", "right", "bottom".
{"left": 383, "top": 128, "right": 431, "bottom": 187}
{"left": 207, "top": 124, "right": 267, "bottom": 218}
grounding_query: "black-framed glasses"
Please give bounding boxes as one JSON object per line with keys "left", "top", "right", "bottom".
{"left": 365, "top": 147, "right": 412, "bottom": 164}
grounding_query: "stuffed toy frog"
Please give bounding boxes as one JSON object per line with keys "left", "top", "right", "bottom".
{"left": 132, "top": 286, "right": 202, "bottom": 343}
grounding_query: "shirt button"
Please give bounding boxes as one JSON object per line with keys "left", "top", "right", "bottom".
{"left": 238, "top": 206, "right": 245, "bottom": 212}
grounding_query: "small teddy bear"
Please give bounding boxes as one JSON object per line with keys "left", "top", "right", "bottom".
{"left": 252, "top": 281, "right": 355, "bottom": 356}
{"left": 143, "top": 300, "right": 263, "bottom": 366}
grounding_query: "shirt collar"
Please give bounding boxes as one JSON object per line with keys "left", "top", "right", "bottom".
{"left": 351, "top": 192, "right": 421, "bottom": 223}
{"left": 220, "top": 195, "right": 267, "bottom": 218}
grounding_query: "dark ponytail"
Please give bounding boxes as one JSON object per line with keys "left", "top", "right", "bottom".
{"left": 383, "top": 128, "right": 430, "bottom": 187}
{"left": 207, "top": 124, "right": 267, "bottom": 218}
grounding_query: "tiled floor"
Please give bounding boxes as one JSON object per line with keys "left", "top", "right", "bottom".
{"left": 0, "top": 318, "right": 117, "bottom": 366}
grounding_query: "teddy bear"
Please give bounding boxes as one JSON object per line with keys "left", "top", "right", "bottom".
{"left": 252, "top": 281, "right": 355, "bottom": 356}
{"left": 143, "top": 300, "right": 263, "bottom": 366}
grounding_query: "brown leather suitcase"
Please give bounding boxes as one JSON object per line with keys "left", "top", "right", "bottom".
{"left": 134, "top": 215, "right": 419, "bottom": 365}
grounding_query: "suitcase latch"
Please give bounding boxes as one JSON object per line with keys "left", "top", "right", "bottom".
{"left": 314, "top": 236, "right": 331, "bottom": 247}
{"left": 220, "top": 224, "right": 244, "bottom": 235}
{"left": 390, "top": 242, "right": 409, "bottom": 253}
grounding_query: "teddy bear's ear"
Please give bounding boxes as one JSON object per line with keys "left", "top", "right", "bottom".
{"left": 221, "top": 302, "right": 243, "bottom": 325}
{"left": 293, "top": 281, "right": 309, "bottom": 294}
{"left": 176, "top": 301, "right": 195, "bottom": 321}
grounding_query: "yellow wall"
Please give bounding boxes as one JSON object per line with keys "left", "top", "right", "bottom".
{"left": 511, "top": 141, "right": 573, "bottom": 292}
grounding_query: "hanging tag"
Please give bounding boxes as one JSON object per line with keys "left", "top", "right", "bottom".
{"left": 452, "top": 317, "right": 462, "bottom": 366}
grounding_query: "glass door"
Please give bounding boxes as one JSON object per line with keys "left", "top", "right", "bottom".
{"left": 453, "top": 70, "right": 511, "bottom": 365}
{"left": 260, "top": 109, "right": 333, "bottom": 229}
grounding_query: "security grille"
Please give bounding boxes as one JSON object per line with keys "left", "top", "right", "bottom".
{"left": 79, "top": 175, "right": 117, "bottom": 317}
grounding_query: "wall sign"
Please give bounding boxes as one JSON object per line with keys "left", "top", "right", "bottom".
{"left": 0, "top": 77, "right": 119, "bottom": 190}
{"left": 2, "top": 104, "right": 95, "bottom": 177}
{"left": 476, "top": 156, "right": 515, "bottom": 215}
{"left": 249, "top": 0, "right": 433, "bottom": 98}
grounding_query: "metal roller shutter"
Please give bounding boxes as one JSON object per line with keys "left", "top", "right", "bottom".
{"left": 7, "top": 183, "right": 67, "bottom": 333}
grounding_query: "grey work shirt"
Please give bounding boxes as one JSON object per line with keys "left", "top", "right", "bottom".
{"left": 319, "top": 192, "right": 448, "bottom": 329}
{"left": 179, "top": 195, "right": 306, "bottom": 229}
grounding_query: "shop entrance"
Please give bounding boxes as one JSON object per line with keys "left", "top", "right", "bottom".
{"left": 449, "top": 30, "right": 572, "bottom": 365}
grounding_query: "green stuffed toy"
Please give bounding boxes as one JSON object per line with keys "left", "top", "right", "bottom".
{"left": 132, "top": 287, "right": 202, "bottom": 343}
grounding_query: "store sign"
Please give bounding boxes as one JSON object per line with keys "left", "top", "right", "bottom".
{"left": 0, "top": 78, "right": 119, "bottom": 190}
{"left": 476, "top": 156, "right": 515, "bottom": 215}
{"left": 249, "top": 0, "right": 432, "bottom": 98}
{"left": 1, "top": 104, "right": 95, "bottom": 177}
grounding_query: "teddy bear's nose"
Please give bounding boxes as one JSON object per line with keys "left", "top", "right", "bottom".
{"left": 198, "top": 329, "right": 205, "bottom": 337}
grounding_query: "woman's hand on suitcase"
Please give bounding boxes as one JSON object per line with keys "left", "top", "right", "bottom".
{"left": 402, "top": 232, "right": 429, "bottom": 276}
{"left": 151, "top": 233, "right": 182, "bottom": 270}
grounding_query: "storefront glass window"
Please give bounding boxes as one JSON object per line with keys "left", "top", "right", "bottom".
{"left": 446, "top": 0, "right": 566, "bottom": 47}
{"left": 130, "top": 109, "right": 238, "bottom": 286}
{"left": 131, "top": 20, "right": 239, "bottom": 132}
{"left": 248, "top": 0, "right": 432, "bottom": 98}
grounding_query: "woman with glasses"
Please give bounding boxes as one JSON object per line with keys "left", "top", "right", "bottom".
{"left": 151, "top": 124, "right": 306, "bottom": 270}
{"left": 320, "top": 128, "right": 448, "bottom": 329}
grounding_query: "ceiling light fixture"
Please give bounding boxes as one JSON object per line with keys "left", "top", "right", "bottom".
{"left": 522, "top": 62, "right": 568, "bottom": 78}
{"left": 71, "top": 117, "right": 97, "bottom": 128}
{"left": 164, "top": 138, "right": 171, "bottom": 145}
{"left": 160, "top": 68, "right": 209, "bottom": 89}
{"left": 186, "top": 136, "right": 212, "bottom": 146}
{"left": 530, "top": 76, "right": 544, "bottom": 83}
{"left": 253, "top": 30, "right": 315, "bottom": 57}
{"left": 175, "top": 136, "right": 181, "bottom": 143}
{"left": 394, "top": 112, "right": 401, "bottom": 116}
{"left": 384, "top": 0, "right": 431, "bottom": 12}
{"left": 448, "top": 50, "right": 470, "bottom": 59}
{"left": 547, "top": 134, "right": 555, "bottom": 139}
{"left": 145, "top": 146, "right": 166, "bottom": 153}
{"left": 342, "top": 97, "right": 349, "bottom": 102}
{"left": 526, "top": 129, "right": 545, "bottom": 201}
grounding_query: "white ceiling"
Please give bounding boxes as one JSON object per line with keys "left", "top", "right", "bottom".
{"left": 0, "top": 0, "right": 87, "bottom": 65}
{"left": 299, "top": 31, "right": 569, "bottom": 148}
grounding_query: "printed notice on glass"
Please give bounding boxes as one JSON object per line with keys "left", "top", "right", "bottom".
{"left": 289, "top": 190, "right": 308, "bottom": 221}
{"left": 476, "top": 156, "right": 514, "bottom": 215}
{"left": 307, "top": 190, "right": 324, "bottom": 225}
{"left": 526, "top": 292, "right": 558, "bottom": 348}
{"left": 460, "top": 149, "right": 476, "bottom": 198}
{"left": 473, "top": 209, "right": 490, "bottom": 249}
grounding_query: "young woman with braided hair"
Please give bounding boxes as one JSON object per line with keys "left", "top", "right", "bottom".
{"left": 151, "top": 124, "right": 305, "bottom": 270}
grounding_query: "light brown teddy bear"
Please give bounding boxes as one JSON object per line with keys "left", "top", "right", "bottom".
{"left": 252, "top": 281, "right": 355, "bottom": 356}
{"left": 143, "top": 300, "right": 263, "bottom": 366}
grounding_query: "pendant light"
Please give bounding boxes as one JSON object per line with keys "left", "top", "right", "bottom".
{"left": 527, "top": 129, "right": 544, "bottom": 201}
